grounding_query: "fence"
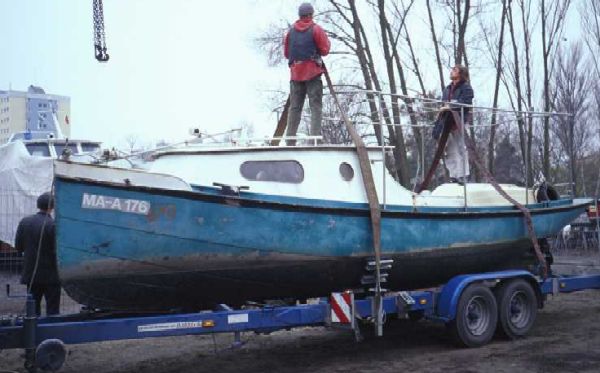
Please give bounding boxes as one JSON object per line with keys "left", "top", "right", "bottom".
{"left": 0, "top": 188, "right": 81, "bottom": 316}
{"left": 549, "top": 221, "right": 600, "bottom": 256}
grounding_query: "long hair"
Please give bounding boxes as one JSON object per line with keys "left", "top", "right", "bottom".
{"left": 454, "top": 64, "right": 470, "bottom": 82}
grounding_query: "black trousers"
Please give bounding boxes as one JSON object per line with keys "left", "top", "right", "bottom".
{"left": 30, "top": 283, "right": 61, "bottom": 316}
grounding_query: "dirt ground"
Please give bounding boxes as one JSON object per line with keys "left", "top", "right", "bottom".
{"left": 1, "top": 256, "right": 600, "bottom": 373}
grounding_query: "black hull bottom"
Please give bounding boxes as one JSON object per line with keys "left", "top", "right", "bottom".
{"left": 62, "top": 241, "right": 539, "bottom": 311}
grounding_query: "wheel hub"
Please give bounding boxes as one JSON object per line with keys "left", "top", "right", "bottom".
{"left": 465, "top": 296, "right": 490, "bottom": 336}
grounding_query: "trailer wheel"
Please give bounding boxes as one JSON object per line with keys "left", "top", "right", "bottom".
{"left": 35, "top": 339, "right": 67, "bottom": 372}
{"left": 449, "top": 283, "right": 498, "bottom": 347}
{"left": 496, "top": 279, "right": 537, "bottom": 339}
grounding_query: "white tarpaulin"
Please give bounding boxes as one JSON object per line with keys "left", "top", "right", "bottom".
{"left": 0, "top": 141, "right": 53, "bottom": 246}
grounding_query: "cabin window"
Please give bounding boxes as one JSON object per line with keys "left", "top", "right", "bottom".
{"left": 339, "top": 162, "right": 354, "bottom": 181}
{"left": 240, "top": 160, "right": 304, "bottom": 183}
{"left": 81, "top": 142, "right": 101, "bottom": 153}
{"left": 25, "top": 143, "right": 50, "bottom": 157}
{"left": 54, "top": 143, "right": 79, "bottom": 156}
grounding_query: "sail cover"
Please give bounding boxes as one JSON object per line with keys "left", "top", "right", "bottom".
{"left": 0, "top": 141, "right": 53, "bottom": 246}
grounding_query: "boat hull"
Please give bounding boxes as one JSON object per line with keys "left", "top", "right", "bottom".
{"left": 61, "top": 242, "right": 534, "bottom": 311}
{"left": 54, "top": 177, "right": 587, "bottom": 311}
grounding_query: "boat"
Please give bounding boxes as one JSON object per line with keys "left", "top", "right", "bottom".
{"left": 0, "top": 135, "right": 101, "bottom": 255}
{"left": 52, "top": 143, "right": 591, "bottom": 311}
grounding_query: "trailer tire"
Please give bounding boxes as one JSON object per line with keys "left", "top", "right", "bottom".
{"left": 496, "top": 279, "right": 537, "bottom": 339}
{"left": 448, "top": 283, "right": 498, "bottom": 347}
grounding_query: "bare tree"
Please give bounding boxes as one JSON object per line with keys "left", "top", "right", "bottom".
{"left": 321, "top": 91, "right": 364, "bottom": 144}
{"left": 480, "top": 0, "right": 508, "bottom": 175}
{"left": 518, "top": 0, "right": 536, "bottom": 186}
{"left": 592, "top": 85, "right": 600, "bottom": 197}
{"left": 580, "top": 1, "right": 600, "bottom": 197}
{"left": 124, "top": 134, "right": 140, "bottom": 153}
{"left": 505, "top": 0, "right": 528, "bottom": 183}
{"left": 455, "top": 0, "right": 472, "bottom": 66}
{"left": 541, "top": 0, "right": 571, "bottom": 179}
{"left": 255, "top": 23, "right": 289, "bottom": 67}
{"left": 323, "top": 0, "right": 412, "bottom": 186}
{"left": 377, "top": 0, "right": 425, "bottom": 179}
{"left": 551, "top": 43, "right": 592, "bottom": 196}
{"left": 426, "top": 0, "right": 446, "bottom": 92}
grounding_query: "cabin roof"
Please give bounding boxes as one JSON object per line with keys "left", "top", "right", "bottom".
{"left": 156, "top": 145, "right": 395, "bottom": 158}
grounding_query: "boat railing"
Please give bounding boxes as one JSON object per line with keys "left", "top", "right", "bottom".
{"left": 307, "top": 88, "right": 576, "bottom": 209}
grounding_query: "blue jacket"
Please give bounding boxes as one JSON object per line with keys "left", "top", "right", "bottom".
{"left": 442, "top": 80, "right": 474, "bottom": 113}
{"left": 441, "top": 80, "right": 474, "bottom": 131}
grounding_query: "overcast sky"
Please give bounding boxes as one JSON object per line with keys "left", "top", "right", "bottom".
{"left": 0, "top": 1, "right": 584, "bottom": 149}
{"left": 0, "top": 0, "right": 300, "bottom": 147}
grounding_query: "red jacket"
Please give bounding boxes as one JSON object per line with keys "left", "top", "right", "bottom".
{"left": 284, "top": 18, "right": 330, "bottom": 82}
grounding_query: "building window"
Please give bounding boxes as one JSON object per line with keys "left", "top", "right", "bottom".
{"left": 240, "top": 160, "right": 304, "bottom": 183}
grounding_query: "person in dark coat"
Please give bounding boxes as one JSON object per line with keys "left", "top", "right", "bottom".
{"left": 15, "top": 192, "right": 61, "bottom": 315}
{"left": 436, "top": 64, "right": 474, "bottom": 183}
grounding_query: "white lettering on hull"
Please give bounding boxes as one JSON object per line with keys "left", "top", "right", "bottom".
{"left": 81, "top": 193, "right": 151, "bottom": 215}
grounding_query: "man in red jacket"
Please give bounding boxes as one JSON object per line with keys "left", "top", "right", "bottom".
{"left": 284, "top": 3, "right": 330, "bottom": 145}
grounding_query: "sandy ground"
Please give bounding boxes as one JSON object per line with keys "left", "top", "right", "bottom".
{"left": 1, "top": 256, "right": 599, "bottom": 373}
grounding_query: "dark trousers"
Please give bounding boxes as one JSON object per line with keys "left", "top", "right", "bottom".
{"left": 30, "top": 283, "right": 61, "bottom": 316}
{"left": 286, "top": 76, "right": 323, "bottom": 145}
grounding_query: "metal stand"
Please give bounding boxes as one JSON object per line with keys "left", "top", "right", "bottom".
{"left": 362, "top": 258, "right": 393, "bottom": 336}
{"left": 595, "top": 199, "right": 600, "bottom": 253}
{"left": 461, "top": 107, "right": 468, "bottom": 210}
{"left": 24, "top": 295, "right": 37, "bottom": 373}
{"left": 231, "top": 332, "right": 244, "bottom": 349}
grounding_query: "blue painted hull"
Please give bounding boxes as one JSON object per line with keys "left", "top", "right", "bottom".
{"left": 54, "top": 177, "right": 588, "bottom": 310}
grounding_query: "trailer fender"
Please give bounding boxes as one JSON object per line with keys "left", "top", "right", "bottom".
{"left": 435, "top": 270, "right": 538, "bottom": 322}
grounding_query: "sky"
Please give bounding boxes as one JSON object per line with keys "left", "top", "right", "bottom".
{"left": 0, "top": 0, "right": 298, "bottom": 148}
{"left": 0, "top": 1, "right": 585, "bottom": 149}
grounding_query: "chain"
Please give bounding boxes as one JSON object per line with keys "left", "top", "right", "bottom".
{"left": 93, "top": 0, "right": 109, "bottom": 62}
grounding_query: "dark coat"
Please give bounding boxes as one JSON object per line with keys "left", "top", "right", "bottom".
{"left": 442, "top": 80, "right": 474, "bottom": 113}
{"left": 15, "top": 211, "right": 59, "bottom": 285}
{"left": 440, "top": 80, "right": 474, "bottom": 131}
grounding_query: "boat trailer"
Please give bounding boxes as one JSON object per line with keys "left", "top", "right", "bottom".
{"left": 1, "top": 270, "right": 600, "bottom": 372}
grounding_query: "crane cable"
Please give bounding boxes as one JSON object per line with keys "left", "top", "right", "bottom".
{"left": 93, "top": 0, "right": 109, "bottom": 62}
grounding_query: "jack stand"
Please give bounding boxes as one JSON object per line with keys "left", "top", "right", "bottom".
{"left": 230, "top": 332, "right": 244, "bottom": 349}
{"left": 353, "top": 320, "right": 364, "bottom": 342}
{"left": 373, "top": 291, "right": 383, "bottom": 337}
{"left": 23, "top": 295, "right": 37, "bottom": 373}
{"left": 363, "top": 258, "right": 393, "bottom": 337}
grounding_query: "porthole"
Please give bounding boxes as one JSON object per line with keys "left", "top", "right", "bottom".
{"left": 339, "top": 162, "right": 354, "bottom": 181}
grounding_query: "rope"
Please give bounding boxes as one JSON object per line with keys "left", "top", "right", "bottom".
{"left": 415, "top": 110, "right": 547, "bottom": 277}
{"left": 450, "top": 111, "right": 548, "bottom": 278}
{"left": 322, "top": 66, "right": 384, "bottom": 333}
{"left": 271, "top": 96, "right": 290, "bottom": 146}
{"left": 416, "top": 111, "right": 452, "bottom": 193}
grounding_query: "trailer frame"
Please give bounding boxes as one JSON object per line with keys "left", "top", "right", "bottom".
{"left": 1, "top": 270, "right": 600, "bottom": 372}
